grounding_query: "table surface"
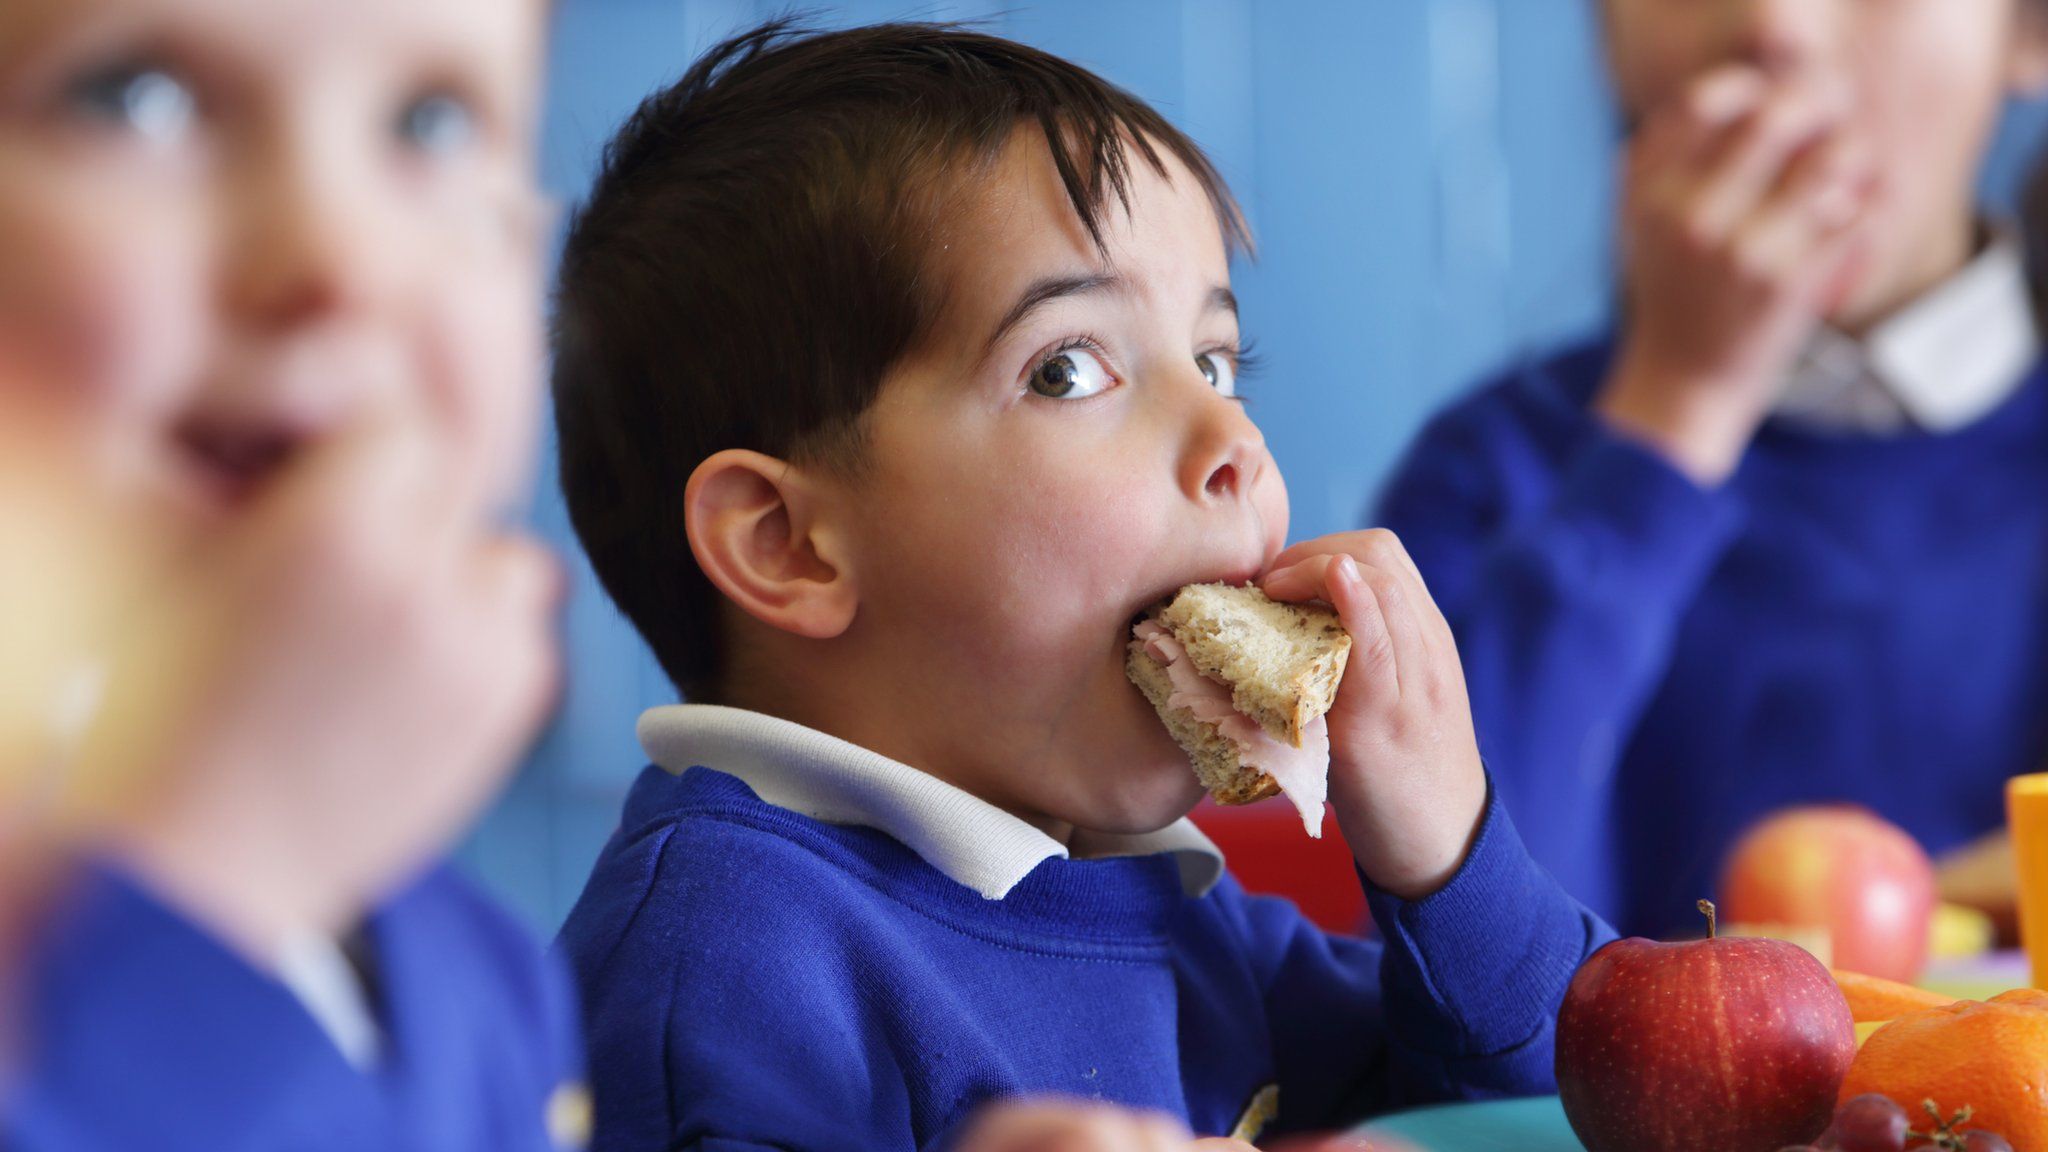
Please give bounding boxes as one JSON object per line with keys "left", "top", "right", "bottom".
{"left": 1357, "top": 1097, "right": 1582, "bottom": 1151}
{"left": 1349, "top": 951, "right": 2030, "bottom": 1151}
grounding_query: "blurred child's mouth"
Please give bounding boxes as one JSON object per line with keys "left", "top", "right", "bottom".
{"left": 172, "top": 417, "right": 304, "bottom": 508}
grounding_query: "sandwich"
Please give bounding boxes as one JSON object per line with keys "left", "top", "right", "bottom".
{"left": 1126, "top": 583, "right": 1351, "bottom": 837}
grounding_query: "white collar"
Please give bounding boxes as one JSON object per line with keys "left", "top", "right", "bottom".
{"left": 637, "top": 704, "right": 1225, "bottom": 901}
{"left": 1780, "top": 225, "right": 2038, "bottom": 435}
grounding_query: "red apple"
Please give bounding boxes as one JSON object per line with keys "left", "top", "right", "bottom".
{"left": 1718, "top": 806, "right": 1935, "bottom": 983}
{"left": 1556, "top": 903, "right": 1856, "bottom": 1152}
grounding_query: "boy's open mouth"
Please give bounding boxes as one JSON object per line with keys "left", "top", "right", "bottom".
{"left": 173, "top": 415, "right": 308, "bottom": 508}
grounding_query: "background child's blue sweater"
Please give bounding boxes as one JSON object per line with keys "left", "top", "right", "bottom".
{"left": 557, "top": 765, "right": 1613, "bottom": 1152}
{"left": 1376, "top": 339, "right": 2048, "bottom": 937}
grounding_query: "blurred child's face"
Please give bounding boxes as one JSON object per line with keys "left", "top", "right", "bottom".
{"left": 820, "top": 135, "right": 1286, "bottom": 837}
{"left": 1603, "top": 0, "right": 2046, "bottom": 324}
{"left": 0, "top": 0, "right": 546, "bottom": 533}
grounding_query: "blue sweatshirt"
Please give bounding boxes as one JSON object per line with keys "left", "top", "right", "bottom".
{"left": 556, "top": 707, "right": 1614, "bottom": 1152}
{"left": 1376, "top": 339, "right": 2048, "bottom": 936}
{"left": 10, "top": 860, "right": 589, "bottom": 1152}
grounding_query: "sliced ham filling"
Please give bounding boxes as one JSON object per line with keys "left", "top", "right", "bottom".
{"left": 1135, "top": 620, "right": 1328, "bottom": 837}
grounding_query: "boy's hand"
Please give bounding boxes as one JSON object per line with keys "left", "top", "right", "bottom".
{"left": 1262, "top": 530, "right": 1486, "bottom": 902}
{"left": 103, "top": 389, "right": 560, "bottom": 967}
{"left": 1598, "top": 66, "right": 1878, "bottom": 486}
{"left": 951, "top": 1100, "right": 1249, "bottom": 1152}
{"left": 1936, "top": 830, "right": 2017, "bottom": 930}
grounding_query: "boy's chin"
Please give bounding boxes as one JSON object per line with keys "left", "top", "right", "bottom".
{"left": 1076, "top": 760, "right": 1209, "bottom": 837}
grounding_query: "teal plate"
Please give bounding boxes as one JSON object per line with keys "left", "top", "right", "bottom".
{"left": 1354, "top": 1096, "right": 1585, "bottom": 1151}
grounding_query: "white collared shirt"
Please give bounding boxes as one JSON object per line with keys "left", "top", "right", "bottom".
{"left": 275, "top": 932, "right": 382, "bottom": 1070}
{"left": 1778, "top": 226, "right": 2038, "bottom": 435}
{"left": 636, "top": 704, "right": 1226, "bottom": 901}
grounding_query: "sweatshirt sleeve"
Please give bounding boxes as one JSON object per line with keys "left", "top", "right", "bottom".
{"left": 1375, "top": 369, "right": 1745, "bottom": 911}
{"left": 1238, "top": 780, "right": 1616, "bottom": 1130}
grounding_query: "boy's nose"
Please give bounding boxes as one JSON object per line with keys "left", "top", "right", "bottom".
{"left": 1727, "top": 0, "right": 1836, "bottom": 78}
{"left": 1179, "top": 387, "right": 1268, "bottom": 507}
{"left": 220, "top": 148, "right": 393, "bottom": 332}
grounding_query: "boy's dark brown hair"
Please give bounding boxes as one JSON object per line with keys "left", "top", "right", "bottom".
{"left": 551, "top": 18, "right": 1248, "bottom": 700}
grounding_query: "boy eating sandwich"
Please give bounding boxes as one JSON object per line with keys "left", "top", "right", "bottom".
{"left": 552, "top": 21, "right": 1615, "bottom": 1151}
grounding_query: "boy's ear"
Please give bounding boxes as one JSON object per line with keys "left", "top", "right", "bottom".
{"left": 2010, "top": 9, "right": 2048, "bottom": 95}
{"left": 684, "top": 449, "right": 858, "bottom": 641}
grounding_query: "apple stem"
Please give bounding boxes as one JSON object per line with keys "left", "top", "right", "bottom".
{"left": 1697, "top": 899, "right": 1717, "bottom": 940}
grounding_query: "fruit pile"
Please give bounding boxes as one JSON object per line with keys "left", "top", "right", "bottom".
{"left": 1779, "top": 1094, "right": 2012, "bottom": 1152}
{"left": 1557, "top": 901, "right": 2047, "bottom": 1152}
{"left": 1839, "top": 989, "right": 2048, "bottom": 1152}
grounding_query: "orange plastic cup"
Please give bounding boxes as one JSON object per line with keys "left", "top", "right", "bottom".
{"left": 2007, "top": 774, "right": 2048, "bottom": 989}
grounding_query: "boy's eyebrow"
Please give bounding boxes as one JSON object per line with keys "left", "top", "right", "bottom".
{"left": 1208, "top": 287, "right": 1239, "bottom": 319}
{"left": 983, "top": 272, "right": 1123, "bottom": 354}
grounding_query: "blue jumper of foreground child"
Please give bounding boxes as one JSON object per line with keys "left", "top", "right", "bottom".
{"left": 1375, "top": 0, "right": 2048, "bottom": 937}
{"left": 550, "top": 22, "right": 1615, "bottom": 1152}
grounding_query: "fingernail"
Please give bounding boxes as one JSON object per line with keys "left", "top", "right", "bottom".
{"left": 1336, "top": 555, "right": 1360, "bottom": 587}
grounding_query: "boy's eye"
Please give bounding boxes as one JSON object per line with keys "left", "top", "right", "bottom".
{"left": 1197, "top": 352, "right": 1236, "bottom": 399}
{"left": 395, "top": 92, "right": 478, "bottom": 156}
{"left": 63, "top": 64, "right": 195, "bottom": 146}
{"left": 1028, "top": 346, "right": 1114, "bottom": 400}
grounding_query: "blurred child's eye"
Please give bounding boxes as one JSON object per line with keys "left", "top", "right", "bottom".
{"left": 1028, "top": 345, "right": 1114, "bottom": 400}
{"left": 1197, "top": 352, "right": 1237, "bottom": 399}
{"left": 64, "top": 65, "right": 195, "bottom": 146}
{"left": 396, "top": 93, "right": 478, "bottom": 157}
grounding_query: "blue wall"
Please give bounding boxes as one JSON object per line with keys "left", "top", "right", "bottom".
{"left": 460, "top": 0, "right": 2048, "bottom": 932}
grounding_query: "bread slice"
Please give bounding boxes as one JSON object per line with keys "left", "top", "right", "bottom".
{"left": 1126, "top": 583, "right": 1350, "bottom": 813}
{"left": 1151, "top": 583, "right": 1350, "bottom": 748}
{"left": 1125, "top": 645, "right": 1282, "bottom": 805}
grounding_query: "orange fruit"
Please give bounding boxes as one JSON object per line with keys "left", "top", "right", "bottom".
{"left": 1839, "top": 989, "right": 2048, "bottom": 1151}
{"left": 1830, "top": 968, "right": 1954, "bottom": 1024}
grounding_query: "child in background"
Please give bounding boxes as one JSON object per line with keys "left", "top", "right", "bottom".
{"left": 0, "top": 0, "right": 585, "bottom": 1146}
{"left": 1375, "top": 0, "right": 2048, "bottom": 937}
{"left": 552, "top": 21, "right": 1614, "bottom": 1152}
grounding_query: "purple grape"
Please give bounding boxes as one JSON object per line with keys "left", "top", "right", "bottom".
{"left": 1830, "top": 1095, "right": 1910, "bottom": 1152}
{"left": 1960, "top": 1132, "right": 2014, "bottom": 1152}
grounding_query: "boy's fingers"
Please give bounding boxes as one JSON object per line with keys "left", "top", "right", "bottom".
{"left": 1351, "top": 560, "right": 1430, "bottom": 702}
{"left": 1132, "top": 1114, "right": 1194, "bottom": 1152}
{"left": 1677, "top": 92, "right": 1843, "bottom": 245}
{"left": 1320, "top": 556, "right": 1398, "bottom": 700}
{"left": 1729, "top": 145, "right": 1874, "bottom": 304}
{"left": 1263, "top": 529, "right": 1403, "bottom": 593}
{"left": 1636, "top": 65, "right": 1767, "bottom": 168}
{"left": 1763, "top": 131, "right": 1875, "bottom": 230}
{"left": 980, "top": 1106, "right": 1188, "bottom": 1152}
{"left": 1356, "top": 532, "right": 1456, "bottom": 665}
{"left": 1263, "top": 534, "right": 1351, "bottom": 580}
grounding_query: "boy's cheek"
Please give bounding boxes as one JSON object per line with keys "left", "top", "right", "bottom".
{"left": 416, "top": 260, "right": 544, "bottom": 505}
{"left": 0, "top": 199, "right": 206, "bottom": 423}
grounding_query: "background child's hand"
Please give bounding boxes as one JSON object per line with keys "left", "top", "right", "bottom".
{"left": 1261, "top": 530, "right": 1486, "bottom": 902}
{"left": 952, "top": 1099, "right": 1211, "bottom": 1152}
{"left": 1936, "top": 829, "right": 2018, "bottom": 942}
{"left": 99, "top": 391, "right": 559, "bottom": 967}
{"left": 1597, "top": 66, "right": 1878, "bottom": 486}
